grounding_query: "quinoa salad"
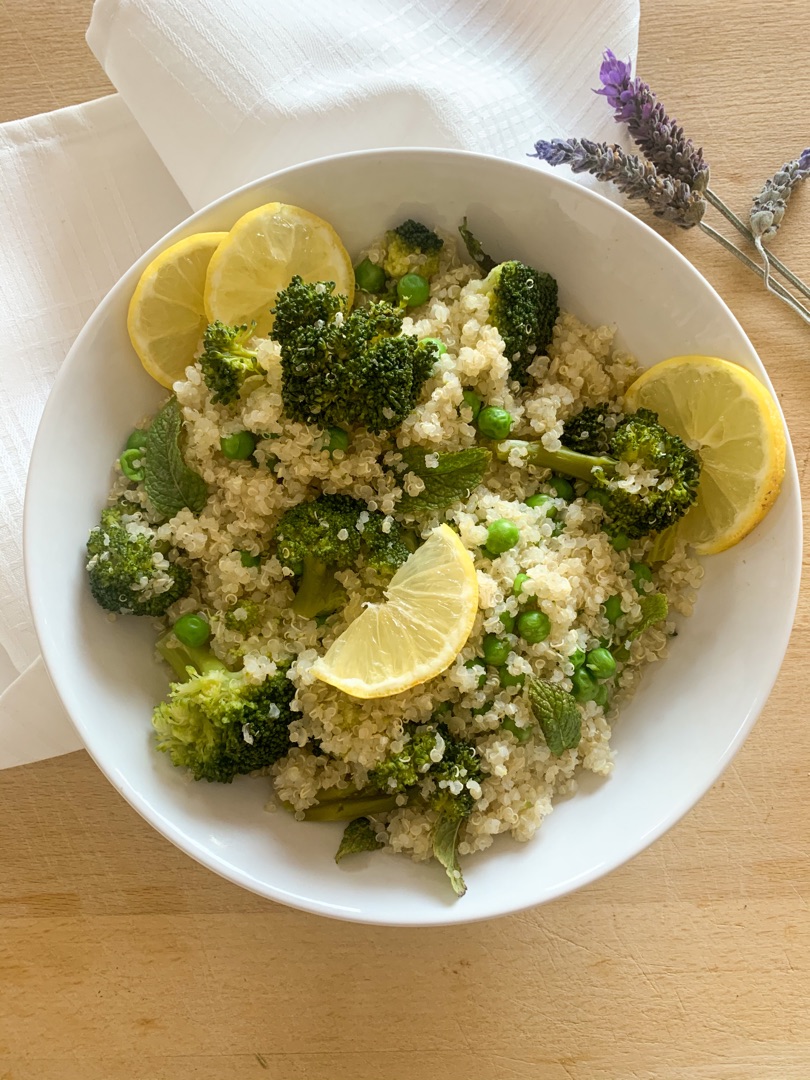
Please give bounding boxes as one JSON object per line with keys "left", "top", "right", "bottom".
{"left": 87, "top": 211, "right": 706, "bottom": 897}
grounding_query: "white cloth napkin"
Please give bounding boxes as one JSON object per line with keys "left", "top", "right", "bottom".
{"left": 0, "top": 0, "right": 639, "bottom": 767}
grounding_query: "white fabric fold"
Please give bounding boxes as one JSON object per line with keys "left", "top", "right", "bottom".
{"left": 0, "top": 0, "right": 639, "bottom": 767}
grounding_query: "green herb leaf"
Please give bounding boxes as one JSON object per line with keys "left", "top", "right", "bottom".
{"left": 145, "top": 398, "right": 208, "bottom": 519}
{"left": 400, "top": 447, "right": 491, "bottom": 511}
{"left": 629, "top": 593, "right": 669, "bottom": 640}
{"left": 526, "top": 678, "right": 582, "bottom": 756}
{"left": 334, "top": 817, "right": 383, "bottom": 864}
{"left": 458, "top": 217, "right": 497, "bottom": 275}
{"left": 432, "top": 813, "right": 467, "bottom": 898}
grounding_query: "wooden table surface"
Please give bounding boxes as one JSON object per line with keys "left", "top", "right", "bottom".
{"left": 2, "top": 2, "right": 809, "bottom": 1077}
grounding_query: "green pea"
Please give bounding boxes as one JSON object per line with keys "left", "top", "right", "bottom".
{"left": 354, "top": 257, "right": 386, "bottom": 293}
{"left": 498, "top": 667, "right": 526, "bottom": 689}
{"left": 549, "top": 475, "right": 575, "bottom": 502}
{"left": 464, "top": 658, "right": 487, "bottom": 689}
{"left": 593, "top": 684, "right": 609, "bottom": 708}
{"left": 326, "top": 427, "right": 349, "bottom": 454}
{"left": 476, "top": 406, "right": 513, "bottom": 440}
{"left": 498, "top": 610, "right": 516, "bottom": 634}
{"left": 517, "top": 610, "right": 551, "bottom": 644}
{"left": 471, "top": 702, "right": 493, "bottom": 716}
{"left": 603, "top": 595, "right": 624, "bottom": 624}
{"left": 125, "top": 428, "right": 149, "bottom": 452}
{"left": 482, "top": 634, "right": 510, "bottom": 666}
{"left": 119, "top": 448, "right": 145, "bottom": 483}
{"left": 569, "top": 647, "right": 586, "bottom": 669}
{"left": 486, "top": 518, "right": 520, "bottom": 554}
{"left": 613, "top": 644, "right": 630, "bottom": 663}
{"left": 585, "top": 647, "right": 617, "bottom": 680}
{"left": 433, "top": 700, "right": 453, "bottom": 718}
{"left": 611, "top": 532, "right": 630, "bottom": 552}
{"left": 421, "top": 336, "right": 448, "bottom": 355}
{"left": 240, "top": 551, "right": 261, "bottom": 568}
{"left": 631, "top": 561, "right": 653, "bottom": 593}
{"left": 572, "top": 667, "right": 598, "bottom": 702}
{"left": 525, "top": 493, "right": 557, "bottom": 518}
{"left": 220, "top": 431, "right": 257, "bottom": 460}
{"left": 512, "top": 572, "right": 529, "bottom": 598}
{"left": 501, "top": 716, "right": 531, "bottom": 741}
{"left": 461, "top": 389, "right": 482, "bottom": 419}
{"left": 173, "top": 613, "right": 210, "bottom": 648}
{"left": 397, "top": 273, "right": 430, "bottom": 307}
{"left": 584, "top": 487, "right": 610, "bottom": 507}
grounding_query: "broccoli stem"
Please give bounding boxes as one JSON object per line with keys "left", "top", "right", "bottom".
{"left": 156, "top": 633, "right": 227, "bottom": 682}
{"left": 285, "top": 790, "right": 398, "bottom": 821}
{"left": 291, "top": 555, "right": 346, "bottom": 620}
{"left": 495, "top": 440, "right": 616, "bottom": 483}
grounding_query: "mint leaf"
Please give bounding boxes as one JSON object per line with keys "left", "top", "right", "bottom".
{"left": 526, "top": 678, "right": 581, "bottom": 756}
{"left": 334, "top": 817, "right": 383, "bottom": 864}
{"left": 629, "top": 593, "right": 669, "bottom": 640}
{"left": 647, "top": 525, "right": 677, "bottom": 565}
{"left": 400, "top": 447, "right": 491, "bottom": 511}
{"left": 433, "top": 813, "right": 467, "bottom": 898}
{"left": 145, "top": 398, "right": 208, "bottom": 519}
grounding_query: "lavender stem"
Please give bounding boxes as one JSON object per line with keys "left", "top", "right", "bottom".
{"left": 699, "top": 221, "right": 810, "bottom": 325}
{"left": 705, "top": 187, "right": 810, "bottom": 303}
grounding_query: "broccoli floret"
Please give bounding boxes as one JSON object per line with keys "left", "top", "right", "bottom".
{"left": 86, "top": 505, "right": 191, "bottom": 616}
{"left": 459, "top": 220, "right": 559, "bottom": 386}
{"left": 384, "top": 219, "right": 444, "bottom": 279}
{"left": 559, "top": 405, "right": 614, "bottom": 456}
{"left": 271, "top": 277, "right": 438, "bottom": 433}
{"left": 223, "top": 599, "right": 265, "bottom": 634}
{"left": 199, "top": 321, "right": 263, "bottom": 405}
{"left": 370, "top": 724, "right": 481, "bottom": 821}
{"left": 152, "top": 634, "right": 294, "bottom": 783}
{"left": 273, "top": 493, "right": 410, "bottom": 620}
{"left": 494, "top": 407, "right": 701, "bottom": 538}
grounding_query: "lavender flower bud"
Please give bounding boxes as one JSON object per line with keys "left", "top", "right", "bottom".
{"left": 750, "top": 149, "right": 810, "bottom": 243}
{"left": 532, "top": 138, "right": 705, "bottom": 229}
{"left": 596, "top": 49, "right": 709, "bottom": 192}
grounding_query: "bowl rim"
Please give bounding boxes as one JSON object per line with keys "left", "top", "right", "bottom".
{"left": 24, "top": 146, "right": 803, "bottom": 925}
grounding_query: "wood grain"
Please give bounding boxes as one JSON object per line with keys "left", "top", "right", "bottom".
{"left": 1, "top": 2, "right": 809, "bottom": 1078}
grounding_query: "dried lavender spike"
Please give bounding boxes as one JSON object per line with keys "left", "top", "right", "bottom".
{"left": 596, "top": 49, "right": 709, "bottom": 192}
{"left": 750, "top": 149, "right": 810, "bottom": 244}
{"left": 532, "top": 138, "right": 705, "bottom": 228}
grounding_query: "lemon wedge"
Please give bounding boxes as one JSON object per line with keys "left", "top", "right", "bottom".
{"left": 203, "top": 202, "right": 354, "bottom": 338}
{"left": 624, "top": 355, "right": 786, "bottom": 554}
{"left": 311, "top": 525, "right": 479, "bottom": 699}
{"left": 127, "top": 232, "right": 227, "bottom": 389}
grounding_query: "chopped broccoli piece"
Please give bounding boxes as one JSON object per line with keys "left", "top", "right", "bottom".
{"left": 152, "top": 634, "right": 294, "bottom": 783}
{"left": 370, "top": 724, "right": 482, "bottom": 822}
{"left": 458, "top": 217, "right": 496, "bottom": 275}
{"left": 223, "top": 599, "right": 264, "bottom": 634}
{"left": 459, "top": 221, "right": 559, "bottom": 386}
{"left": 86, "top": 505, "right": 191, "bottom": 616}
{"left": 199, "top": 321, "right": 263, "bottom": 405}
{"left": 273, "top": 493, "right": 410, "bottom": 620}
{"left": 494, "top": 407, "right": 701, "bottom": 538}
{"left": 384, "top": 219, "right": 444, "bottom": 279}
{"left": 559, "top": 405, "right": 614, "bottom": 456}
{"left": 271, "top": 277, "right": 438, "bottom": 433}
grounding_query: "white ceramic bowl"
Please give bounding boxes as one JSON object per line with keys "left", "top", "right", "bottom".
{"left": 25, "top": 149, "right": 801, "bottom": 925}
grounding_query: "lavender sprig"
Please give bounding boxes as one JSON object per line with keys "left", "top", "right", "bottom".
{"left": 596, "top": 49, "right": 709, "bottom": 192}
{"left": 532, "top": 138, "right": 705, "bottom": 228}
{"left": 750, "top": 149, "right": 810, "bottom": 243}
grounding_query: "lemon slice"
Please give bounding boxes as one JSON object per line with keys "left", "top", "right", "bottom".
{"left": 311, "top": 525, "right": 479, "bottom": 699}
{"left": 624, "top": 355, "right": 786, "bottom": 554}
{"left": 127, "top": 232, "right": 227, "bottom": 388}
{"left": 204, "top": 202, "right": 354, "bottom": 338}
